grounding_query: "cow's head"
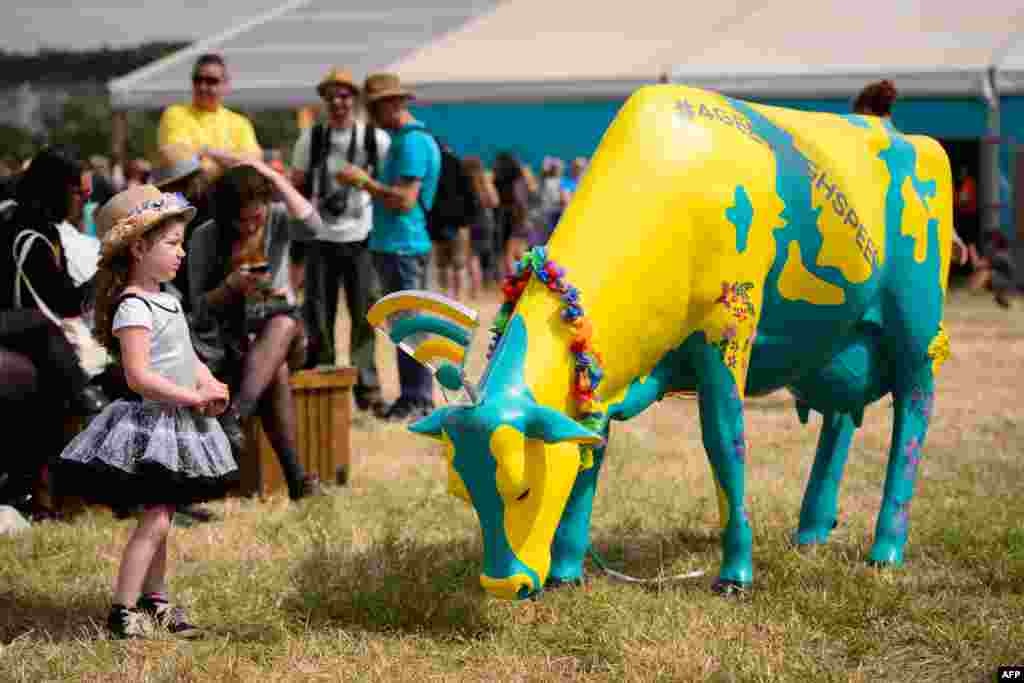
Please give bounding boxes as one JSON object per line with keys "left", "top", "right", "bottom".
{"left": 410, "top": 315, "right": 601, "bottom": 599}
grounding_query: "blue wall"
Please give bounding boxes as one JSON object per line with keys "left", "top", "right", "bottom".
{"left": 414, "top": 95, "right": 1009, "bottom": 167}
{"left": 414, "top": 93, "right": 1022, "bottom": 235}
{"left": 412, "top": 100, "right": 623, "bottom": 170}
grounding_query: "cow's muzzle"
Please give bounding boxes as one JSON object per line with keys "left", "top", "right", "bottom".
{"left": 479, "top": 573, "right": 537, "bottom": 600}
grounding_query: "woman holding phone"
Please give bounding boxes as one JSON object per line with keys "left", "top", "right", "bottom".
{"left": 187, "top": 152, "right": 326, "bottom": 502}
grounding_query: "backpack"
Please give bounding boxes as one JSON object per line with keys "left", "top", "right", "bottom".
{"left": 302, "top": 121, "right": 379, "bottom": 202}
{"left": 418, "top": 134, "right": 479, "bottom": 242}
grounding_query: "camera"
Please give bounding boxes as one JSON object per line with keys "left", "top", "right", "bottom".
{"left": 320, "top": 186, "right": 353, "bottom": 220}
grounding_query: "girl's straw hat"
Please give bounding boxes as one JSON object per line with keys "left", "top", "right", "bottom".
{"left": 96, "top": 184, "right": 196, "bottom": 264}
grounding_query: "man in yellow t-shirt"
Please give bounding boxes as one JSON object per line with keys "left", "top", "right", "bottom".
{"left": 157, "top": 53, "right": 262, "bottom": 179}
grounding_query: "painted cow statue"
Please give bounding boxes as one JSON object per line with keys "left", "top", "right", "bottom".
{"left": 399, "top": 85, "right": 953, "bottom": 599}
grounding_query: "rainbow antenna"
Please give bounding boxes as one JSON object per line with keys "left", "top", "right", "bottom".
{"left": 367, "top": 290, "right": 480, "bottom": 404}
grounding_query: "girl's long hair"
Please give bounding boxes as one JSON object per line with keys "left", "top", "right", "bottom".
{"left": 93, "top": 218, "right": 178, "bottom": 353}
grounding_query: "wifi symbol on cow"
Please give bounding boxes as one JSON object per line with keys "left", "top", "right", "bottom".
{"left": 367, "top": 290, "right": 481, "bottom": 402}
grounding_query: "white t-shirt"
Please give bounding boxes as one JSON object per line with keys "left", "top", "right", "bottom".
{"left": 56, "top": 220, "right": 100, "bottom": 286}
{"left": 291, "top": 121, "right": 391, "bottom": 244}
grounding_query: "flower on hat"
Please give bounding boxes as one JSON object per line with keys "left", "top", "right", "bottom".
{"left": 99, "top": 191, "right": 195, "bottom": 262}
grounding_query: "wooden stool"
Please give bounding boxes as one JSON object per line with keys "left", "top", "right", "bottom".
{"left": 237, "top": 367, "right": 356, "bottom": 498}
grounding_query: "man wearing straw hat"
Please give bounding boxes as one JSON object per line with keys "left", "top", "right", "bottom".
{"left": 291, "top": 68, "right": 390, "bottom": 415}
{"left": 335, "top": 72, "right": 440, "bottom": 421}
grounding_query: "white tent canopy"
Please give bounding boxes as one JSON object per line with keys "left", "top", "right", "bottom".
{"left": 108, "top": 0, "right": 500, "bottom": 111}
{"left": 386, "top": 0, "right": 1024, "bottom": 102}
{"left": 111, "top": 0, "right": 1024, "bottom": 110}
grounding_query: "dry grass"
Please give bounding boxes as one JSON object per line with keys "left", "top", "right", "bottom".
{"left": 1, "top": 287, "right": 1022, "bottom": 682}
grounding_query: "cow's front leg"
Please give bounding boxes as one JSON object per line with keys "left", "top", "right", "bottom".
{"left": 795, "top": 411, "right": 856, "bottom": 545}
{"left": 547, "top": 434, "right": 607, "bottom": 589}
{"left": 869, "top": 366, "right": 935, "bottom": 566}
{"left": 693, "top": 343, "right": 753, "bottom": 593}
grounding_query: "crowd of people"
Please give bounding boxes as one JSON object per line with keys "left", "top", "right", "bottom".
{"left": 0, "top": 60, "right": 1017, "bottom": 640}
{"left": 0, "top": 53, "right": 585, "bottom": 529}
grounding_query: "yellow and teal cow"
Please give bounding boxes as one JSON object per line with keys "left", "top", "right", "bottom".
{"left": 402, "top": 84, "right": 953, "bottom": 599}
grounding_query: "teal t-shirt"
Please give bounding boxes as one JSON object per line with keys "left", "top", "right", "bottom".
{"left": 368, "top": 121, "right": 440, "bottom": 255}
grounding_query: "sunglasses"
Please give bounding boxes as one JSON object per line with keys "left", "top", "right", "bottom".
{"left": 322, "top": 90, "right": 356, "bottom": 102}
{"left": 193, "top": 75, "right": 223, "bottom": 87}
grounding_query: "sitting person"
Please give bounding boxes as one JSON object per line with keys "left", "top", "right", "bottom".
{"left": 187, "top": 152, "right": 325, "bottom": 501}
{"left": 0, "top": 146, "right": 112, "bottom": 515}
{"left": 0, "top": 309, "right": 97, "bottom": 520}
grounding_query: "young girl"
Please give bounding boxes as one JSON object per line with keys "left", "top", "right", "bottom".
{"left": 56, "top": 184, "right": 237, "bottom": 639}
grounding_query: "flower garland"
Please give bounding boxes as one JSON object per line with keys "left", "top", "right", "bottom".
{"left": 488, "top": 246, "right": 607, "bottom": 441}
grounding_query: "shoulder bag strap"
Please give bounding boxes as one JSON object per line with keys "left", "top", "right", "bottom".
{"left": 12, "top": 229, "right": 63, "bottom": 328}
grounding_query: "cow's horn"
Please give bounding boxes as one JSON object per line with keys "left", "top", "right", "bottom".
{"left": 526, "top": 405, "right": 603, "bottom": 445}
{"left": 409, "top": 406, "right": 454, "bottom": 440}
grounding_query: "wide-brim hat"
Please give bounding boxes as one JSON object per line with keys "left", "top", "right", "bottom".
{"left": 317, "top": 67, "right": 359, "bottom": 97}
{"left": 96, "top": 184, "right": 196, "bottom": 263}
{"left": 151, "top": 143, "right": 203, "bottom": 188}
{"left": 363, "top": 72, "right": 414, "bottom": 103}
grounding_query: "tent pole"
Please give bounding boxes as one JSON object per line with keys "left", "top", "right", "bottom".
{"left": 979, "top": 67, "right": 1002, "bottom": 252}
{"left": 111, "top": 110, "right": 128, "bottom": 169}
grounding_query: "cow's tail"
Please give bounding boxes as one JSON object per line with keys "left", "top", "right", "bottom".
{"left": 586, "top": 545, "right": 706, "bottom": 584}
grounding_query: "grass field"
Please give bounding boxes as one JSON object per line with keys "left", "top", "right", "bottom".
{"left": 1, "top": 287, "right": 1021, "bottom": 682}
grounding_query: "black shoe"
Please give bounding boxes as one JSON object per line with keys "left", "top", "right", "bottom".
{"left": 176, "top": 504, "right": 219, "bottom": 524}
{"left": 381, "top": 397, "right": 431, "bottom": 422}
{"left": 137, "top": 597, "right": 201, "bottom": 639}
{"left": 354, "top": 390, "right": 386, "bottom": 415}
{"left": 70, "top": 384, "right": 110, "bottom": 416}
{"left": 107, "top": 605, "right": 147, "bottom": 639}
{"left": 218, "top": 410, "right": 246, "bottom": 455}
{"left": 290, "top": 474, "right": 327, "bottom": 501}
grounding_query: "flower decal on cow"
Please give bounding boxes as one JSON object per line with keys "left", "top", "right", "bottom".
{"left": 712, "top": 281, "right": 758, "bottom": 371}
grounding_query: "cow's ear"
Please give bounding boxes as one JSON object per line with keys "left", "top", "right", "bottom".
{"left": 526, "top": 405, "right": 602, "bottom": 445}
{"left": 409, "top": 407, "right": 453, "bottom": 440}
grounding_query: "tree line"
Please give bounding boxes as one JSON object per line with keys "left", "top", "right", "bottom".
{"left": 0, "top": 43, "right": 299, "bottom": 164}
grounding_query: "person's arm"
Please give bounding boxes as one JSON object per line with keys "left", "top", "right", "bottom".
{"left": 157, "top": 105, "right": 187, "bottom": 149}
{"left": 952, "top": 228, "right": 968, "bottom": 267}
{"left": 290, "top": 126, "right": 311, "bottom": 193}
{"left": 358, "top": 173, "right": 422, "bottom": 212}
{"left": 203, "top": 149, "right": 318, "bottom": 223}
{"left": 336, "top": 130, "right": 429, "bottom": 212}
{"left": 478, "top": 172, "right": 500, "bottom": 210}
{"left": 119, "top": 326, "right": 226, "bottom": 408}
{"left": 235, "top": 116, "right": 263, "bottom": 162}
{"left": 187, "top": 222, "right": 244, "bottom": 317}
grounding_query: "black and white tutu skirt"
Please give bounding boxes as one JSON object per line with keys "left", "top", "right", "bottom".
{"left": 56, "top": 399, "right": 239, "bottom": 506}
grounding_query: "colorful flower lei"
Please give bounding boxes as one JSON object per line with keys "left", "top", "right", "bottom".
{"left": 489, "top": 246, "right": 607, "bottom": 442}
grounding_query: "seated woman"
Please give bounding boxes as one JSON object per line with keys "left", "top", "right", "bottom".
{"left": 187, "top": 153, "right": 324, "bottom": 501}
{"left": 0, "top": 311, "right": 92, "bottom": 520}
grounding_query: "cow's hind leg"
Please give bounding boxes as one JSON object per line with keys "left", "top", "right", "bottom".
{"left": 547, "top": 433, "right": 608, "bottom": 589}
{"left": 794, "top": 411, "right": 857, "bottom": 545}
{"left": 868, "top": 364, "right": 934, "bottom": 566}
{"left": 692, "top": 343, "right": 753, "bottom": 594}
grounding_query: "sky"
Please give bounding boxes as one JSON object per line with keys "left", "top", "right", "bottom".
{"left": 2, "top": 1, "right": 284, "bottom": 53}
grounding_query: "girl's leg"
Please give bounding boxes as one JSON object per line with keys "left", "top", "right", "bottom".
{"left": 113, "top": 505, "right": 173, "bottom": 607}
{"left": 140, "top": 534, "right": 168, "bottom": 597}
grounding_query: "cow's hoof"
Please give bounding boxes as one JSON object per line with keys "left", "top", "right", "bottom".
{"left": 544, "top": 575, "right": 585, "bottom": 591}
{"left": 792, "top": 521, "right": 837, "bottom": 547}
{"left": 867, "top": 539, "right": 905, "bottom": 568}
{"left": 711, "top": 578, "right": 750, "bottom": 596}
